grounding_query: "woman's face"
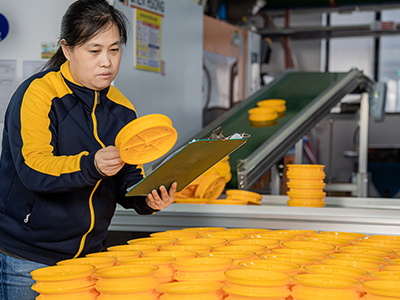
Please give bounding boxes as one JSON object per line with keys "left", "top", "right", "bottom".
{"left": 62, "top": 23, "right": 122, "bottom": 91}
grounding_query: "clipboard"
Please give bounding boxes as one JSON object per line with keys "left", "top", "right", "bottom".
{"left": 126, "top": 138, "right": 248, "bottom": 197}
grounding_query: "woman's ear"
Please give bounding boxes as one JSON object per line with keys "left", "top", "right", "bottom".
{"left": 60, "top": 39, "right": 71, "bottom": 60}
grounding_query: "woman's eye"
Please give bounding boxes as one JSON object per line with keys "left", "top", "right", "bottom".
{"left": 111, "top": 48, "right": 119, "bottom": 52}
{"left": 90, "top": 50, "right": 100, "bottom": 54}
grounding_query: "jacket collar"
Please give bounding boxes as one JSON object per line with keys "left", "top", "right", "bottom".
{"left": 60, "top": 61, "right": 109, "bottom": 109}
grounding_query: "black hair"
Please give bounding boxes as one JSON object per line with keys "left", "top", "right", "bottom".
{"left": 42, "top": 0, "right": 128, "bottom": 70}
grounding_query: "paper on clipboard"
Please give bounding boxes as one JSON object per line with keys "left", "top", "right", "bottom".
{"left": 125, "top": 138, "right": 247, "bottom": 197}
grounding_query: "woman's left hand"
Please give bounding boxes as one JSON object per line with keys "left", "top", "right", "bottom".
{"left": 146, "top": 182, "right": 177, "bottom": 211}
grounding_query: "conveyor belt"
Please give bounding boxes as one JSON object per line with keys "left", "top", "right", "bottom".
{"left": 191, "top": 69, "right": 374, "bottom": 189}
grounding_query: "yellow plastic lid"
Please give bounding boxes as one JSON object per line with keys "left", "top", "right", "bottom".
{"left": 287, "top": 181, "right": 326, "bottom": 189}
{"left": 328, "top": 253, "right": 385, "bottom": 264}
{"left": 200, "top": 251, "right": 257, "bottom": 260}
{"left": 389, "top": 258, "right": 400, "bottom": 265}
{"left": 225, "top": 268, "right": 290, "bottom": 287}
{"left": 226, "top": 189, "right": 262, "bottom": 201}
{"left": 127, "top": 237, "right": 177, "bottom": 246}
{"left": 194, "top": 173, "right": 226, "bottom": 200}
{"left": 309, "top": 233, "right": 358, "bottom": 242}
{"left": 107, "top": 244, "right": 159, "bottom": 252}
{"left": 362, "top": 280, "right": 400, "bottom": 297}
{"left": 92, "top": 251, "right": 141, "bottom": 259}
{"left": 293, "top": 274, "right": 359, "bottom": 289}
{"left": 229, "top": 238, "right": 280, "bottom": 248}
{"left": 142, "top": 250, "right": 197, "bottom": 259}
{"left": 86, "top": 252, "right": 121, "bottom": 259}
{"left": 320, "top": 259, "right": 381, "bottom": 272}
{"left": 182, "top": 227, "right": 226, "bottom": 232}
{"left": 271, "top": 248, "right": 327, "bottom": 259}
{"left": 226, "top": 195, "right": 261, "bottom": 205}
{"left": 150, "top": 230, "right": 198, "bottom": 240}
{"left": 208, "top": 199, "right": 248, "bottom": 205}
{"left": 177, "top": 238, "right": 227, "bottom": 247}
{"left": 287, "top": 191, "right": 326, "bottom": 198}
{"left": 57, "top": 257, "right": 116, "bottom": 269}
{"left": 95, "top": 265, "right": 158, "bottom": 278}
{"left": 338, "top": 245, "right": 393, "bottom": 257}
{"left": 286, "top": 164, "right": 325, "bottom": 170}
{"left": 31, "top": 265, "right": 95, "bottom": 281}
{"left": 257, "top": 99, "right": 287, "bottom": 112}
{"left": 303, "top": 264, "right": 368, "bottom": 279}
{"left": 115, "top": 114, "right": 177, "bottom": 164}
{"left": 282, "top": 241, "right": 335, "bottom": 252}
{"left": 368, "top": 235, "right": 400, "bottom": 241}
{"left": 225, "top": 228, "right": 271, "bottom": 234}
{"left": 287, "top": 200, "right": 326, "bottom": 207}
{"left": 117, "top": 257, "right": 175, "bottom": 266}
{"left": 369, "top": 271, "right": 400, "bottom": 280}
{"left": 300, "top": 236, "right": 350, "bottom": 246}
{"left": 157, "top": 281, "right": 223, "bottom": 294}
{"left": 199, "top": 232, "right": 246, "bottom": 240}
{"left": 383, "top": 264, "right": 400, "bottom": 271}
{"left": 355, "top": 240, "right": 400, "bottom": 250}
{"left": 248, "top": 233, "right": 295, "bottom": 242}
{"left": 239, "top": 260, "right": 301, "bottom": 273}
{"left": 271, "top": 229, "right": 317, "bottom": 236}
{"left": 260, "top": 254, "right": 318, "bottom": 265}
{"left": 248, "top": 107, "right": 278, "bottom": 122}
{"left": 174, "top": 198, "right": 210, "bottom": 204}
{"left": 160, "top": 245, "right": 212, "bottom": 252}
{"left": 173, "top": 257, "right": 233, "bottom": 271}
{"left": 214, "top": 245, "right": 266, "bottom": 255}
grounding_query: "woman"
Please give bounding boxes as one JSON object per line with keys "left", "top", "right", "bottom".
{"left": 0, "top": 0, "right": 176, "bottom": 298}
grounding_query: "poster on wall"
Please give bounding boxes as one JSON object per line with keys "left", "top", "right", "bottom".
{"left": 133, "top": 8, "right": 161, "bottom": 72}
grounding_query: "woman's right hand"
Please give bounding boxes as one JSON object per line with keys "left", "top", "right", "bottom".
{"left": 94, "top": 146, "right": 125, "bottom": 176}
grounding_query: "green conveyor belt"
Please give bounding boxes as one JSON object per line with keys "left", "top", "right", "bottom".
{"left": 194, "top": 71, "right": 347, "bottom": 188}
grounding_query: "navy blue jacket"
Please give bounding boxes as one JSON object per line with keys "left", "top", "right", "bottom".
{"left": 0, "top": 61, "right": 154, "bottom": 265}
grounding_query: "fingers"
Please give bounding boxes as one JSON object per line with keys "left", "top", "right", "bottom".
{"left": 146, "top": 183, "right": 177, "bottom": 211}
{"left": 94, "top": 146, "right": 125, "bottom": 176}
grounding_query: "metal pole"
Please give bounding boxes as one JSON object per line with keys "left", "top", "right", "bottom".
{"left": 295, "top": 138, "right": 303, "bottom": 164}
{"left": 357, "top": 93, "right": 369, "bottom": 197}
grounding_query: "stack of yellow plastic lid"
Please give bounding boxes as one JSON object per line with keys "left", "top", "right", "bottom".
{"left": 150, "top": 230, "right": 199, "bottom": 241}
{"left": 338, "top": 245, "right": 393, "bottom": 259}
{"left": 362, "top": 280, "right": 400, "bottom": 299}
{"left": 229, "top": 238, "right": 280, "bottom": 251}
{"left": 143, "top": 250, "right": 198, "bottom": 260}
{"left": 95, "top": 265, "right": 159, "bottom": 300}
{"left": 247, "top": 107, "right": 279, "bottom": 124}
{"left": 214, "top": 245, "right": 267, "bottom": 255}
{"left": 86, "top": 251, "right": 141, "bottom": 261}
{"left": 248, "top": 233, "right": 296, "bottom": 244}
{"left": 108, "top": 244, "right": 159, "bottom": 254}
{"left": 182, "top": 227, "right": 227, "bottom": 233}
{"left": 257, "top": 99, "right": 287, "bottom": 116}
{"left": 175, "top": 156, "right": 231, "bottom": 202}
{"left": 369, "top": 270, "right": 400, "bottom": 281}
{"left": 225, "top": 228, "right": 271, "bottom": 235}
{"left": 225, "top": 189, "right": 263, "bottom": 205}
{"left": 272, "top": 229, "right": 317, "bottom": 238}
{"left": 117, "top": 257, "right": 176, "bottom": 284}
{"left": 177, "top": 237, "right": 228, "bottom": 248}
{"left": 127, "top": 237, "right": 177, "bottom": 246}
{"left": 223, "top": 269, "right": 291, "bottom": 300}
{"left": 31, "top": 265, "right": 98, "bottom": 300}
{"left": 199, "top": 232, "right": 246, "bottom": 241}
{"left": 282, "top": 240, "right": 336, "bottom": 254}
{"left": 157, "top": 281, "right": 224, "bottom": 300}
{"left": 271, "top": 248, "right": 327, "bottom": 260}
{"left": 115, "top": 114, "right": 178, "bottom": 165}
{"left": 173, "top": 257, "right": 233, "bottom": 283}
{"left": 328, "top": 253, "right": 386, "bottom": 265}
{"left": 320, "top": 258, "right": 382, "bottom": 273}
{"left": 200, "top": 251, "right": 257, "bottom": 269}
{"left": 292, "top": 274, "right": 360, "bottom": 300}
{"left": 303, "top": 264, "right": 368, "bottom": 282}
{"left": 286, "top": 164, "right": 326, "bottom": 207}
{"left": 160, "top": 245, "right": 213, "bottom": 254}
{"left": 259, "top": 254, "right": 318, "bottom": 270}
{"left": 57, "top": 257, "right": 117, "bottom": 279}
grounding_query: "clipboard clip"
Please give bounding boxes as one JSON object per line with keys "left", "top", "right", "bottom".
{"left": 209, "top": 126, "right": 251, "bottom": 141}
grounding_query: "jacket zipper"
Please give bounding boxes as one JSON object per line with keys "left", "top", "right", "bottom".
{"left": 74, "top": 90, "right": 105, "bottom": 258}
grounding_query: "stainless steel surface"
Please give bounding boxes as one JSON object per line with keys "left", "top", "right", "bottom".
{"left": 295, "top": 138, "right": 303, "bottom": 164}
{"left": 110, "top": 196, "right": 400, "bottom": 235}
{"left": 358, "top": 93, "right": 369, "bottom": 197}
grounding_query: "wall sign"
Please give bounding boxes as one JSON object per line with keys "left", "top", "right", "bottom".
{"left": 0, "top": 13, "right": 9, "bottom": 42}
{"left": 119, "top": 0, "right": 164, "bottom": 17}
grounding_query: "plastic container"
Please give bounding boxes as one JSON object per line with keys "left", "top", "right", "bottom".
{"left": 229, "top": 238, "right": 280, "bottom": 249}
{"left": 128, "top": 237, "right": 177, "bottom": 246}
{"left": 257, "top": 99, "right": 287, "bottom": 113}
{"left": 177, "top": 238, "right": 227, "bottom": 247}
{"left": 151, "top": 230, "right": 199, "bottom": 240}
{"left": 362, "top": 280, "right": 400, "bottom": 299}
{"left": 271, "top": 248, "right": 327, "bottom": 260}
{"left": 291, "top": 274, "right": 360, "bottom": 300}
{"left": 214, "top": 245, "right": 267, "bottom": 255}
{"left": 117, "top": 257, "right": 175, "bottom": 283}
{"left": 320, "top": 259, "right": 381, "bottom": 273}
{"left": 282, "top": 241, "right": 336, "bottom": 253}
{"left": 199, "top": 251, "right": 257, "bottom": 269}
{"left": 161, "top": 245, "right": 213, "bottom": 253}
{"left": 173, "top": 257, "right": 233, "bottom": 282}
{"left": 158, "top": 281, "right": 224, "bottom": 300}
{"left": 31, "top": 265, "right": 95, "bottom": 294}
{"left": 369, "top": 271, "right": 400, "bottom": 281}
{"left": 142, "top": 250, "right": 198, "bottom": 260}
{"left": 303, "top": 264, "right": 368, "bottom": 281}
{"left": 107, "top": 244, "right": 160, "bottom": 253}
{"left": 115, "top": 114, "right": 177, "bottom": 165}
{"left": 95, "top": 265, "right": 159, "bottom": 295}
{"left": 36, "top": 286, "right": 99, "bottom": 300}
{"left": 223, "top": 269, "right": 290, "bottom": 299}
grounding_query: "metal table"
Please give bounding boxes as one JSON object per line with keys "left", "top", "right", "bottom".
{"left": 110, "top": 196, "right": 400, "bottom": 235}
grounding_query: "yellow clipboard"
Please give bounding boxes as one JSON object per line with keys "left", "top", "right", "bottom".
{"left": 126, "top": 138, "right": 247, "bottom": 197}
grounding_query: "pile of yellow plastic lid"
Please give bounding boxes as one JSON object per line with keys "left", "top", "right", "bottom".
{"left": 247, "top": 99, "right": 287, "bottom": 127}
{"left": 286, "top": 164, "right": 326, "bottom": 207}
{"left": 157, "top": 281, "right": 224, "bottom": 300}
{"left": 32, "top": 228, "right": 400, "bottom": 299}
{"left": 247, "top": 107, "right": 278, "bottom": 123}
{"left": 175, "top": 156, "right": 231, "bottom": 202}
{"left": 115, "top": 114, "right": 178, "bottom": 165}
{"left": 225, "top": 189, "right": 263, "bottom": 205}
{"left": 224, "top": 269, "right": 291, "bottom": 300}
{"left": 257, "top": 99, "right": 287, "bottom": 115}
{"left": 95, "top": 265, "right": 159, "bottom": 299}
